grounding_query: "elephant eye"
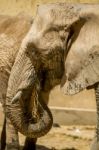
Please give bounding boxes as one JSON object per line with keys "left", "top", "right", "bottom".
{"left": 25, "top": 43, "right": 38, "bottom": 56}
{"left": 47, "top": 26, "right": 59, "bottom": 33}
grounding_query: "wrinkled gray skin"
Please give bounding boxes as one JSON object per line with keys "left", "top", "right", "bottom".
{"left": 0, "top": 13, "right": 34, "bottom": 150}
{"left": 25, "top": 3, "right": 99, "bottom": 150}
{"left": 0, "top": 13, "right": 39, "bottom": 150}
{"left": 0, "top": 12, "right": 64, "bottom": 150}
{"left": 1, "top": 3, "right": 99, "bottom": 150}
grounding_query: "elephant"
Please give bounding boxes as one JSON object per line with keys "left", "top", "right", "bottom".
{"left": 1, "top": 3, "right": 99, "bottom": 150}
{"left": 0, "top": 13, "right": 37, "bottom": 150}
{"left": 22, "top": 3, "right": 99, "bottom": 150}
{"left": 0, "top": 12, "right": 64, "bottom": 150}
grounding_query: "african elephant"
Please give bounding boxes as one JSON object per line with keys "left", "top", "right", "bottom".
{"left": 0, "top": 12, "right": 64, "bottom": 150}
{"left": 22, "top": 3, "right": 99, "bottom": 150}
{"left": 0, "top": 13, "right": 38, "bottom": 150}
{"left": 0, "top": 14, "right": 40, "bottom": 150}
{"left": 0, "top": 13, "right": 33, "bottom": 150}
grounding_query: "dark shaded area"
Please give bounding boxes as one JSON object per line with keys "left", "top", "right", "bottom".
{"left": 20, "top": 144, "right": 51, "bottom": 150}
{"left": 37, "top": 145, "right": 51, "bottom": 150}
{"left": 53, "top": 123, "right": 60, "bottom": 128}
{"left": 22, "top": 137, "right": 37, "bottom": 150}
{"left": 0, "top": 116, "right": 6, "bottom": 150}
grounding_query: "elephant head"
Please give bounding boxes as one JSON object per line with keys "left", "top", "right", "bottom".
{"left": 24, "top": 3, "right": 99, "bottom": 95}
{"left": 20, "top": 3, "right": 81, "bottom": 91}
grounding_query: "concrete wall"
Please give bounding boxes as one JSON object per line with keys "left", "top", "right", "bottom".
{"left": 0, "top": 0, "right": 97, "bottom": 110}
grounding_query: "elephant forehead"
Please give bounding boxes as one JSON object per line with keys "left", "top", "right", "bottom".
{"left": 30, "top": 3, "right": 99, "bottom": 48}
{"left": 25, "top": 3, "right": 80, "bottom": 50}
{"left": 37, "top": 3, "right": 80, "bottom": 29}
{"left": 37, "top": 3, "right": 99, "bottom": 30}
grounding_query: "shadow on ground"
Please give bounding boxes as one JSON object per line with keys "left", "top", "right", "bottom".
{"left": 37, "top": 145, "right": 51, "bottom": 150}
{"left": 20, "top": 145, "right": 51, "bottom": 150}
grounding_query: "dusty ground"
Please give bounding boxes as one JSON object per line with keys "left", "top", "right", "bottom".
{"left": 18, "top": 125, "right": 95, "bottom": 150}
{"left": 0, "top": 107, "right": 96, "bottom": 150}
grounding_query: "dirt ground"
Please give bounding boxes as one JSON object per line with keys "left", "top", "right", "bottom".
{"left": 18, "top": 125, "right": 95, "bottom": 150}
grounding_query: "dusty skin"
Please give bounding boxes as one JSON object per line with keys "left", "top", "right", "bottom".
{"left": 2, "top": 125, "right": 94, "bottom": 150}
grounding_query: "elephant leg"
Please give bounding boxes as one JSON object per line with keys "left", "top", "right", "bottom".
{"left": 91, "top": 83, "right": 99, "bottom": 150}
{"left": 0, "top": 115, "right": 6, "bottom": 150}
{"left": 5, "top": 117, "right": 19, "bottom": 150}
{"left": 23, "top": 137, "right": 37, "bottom": 150}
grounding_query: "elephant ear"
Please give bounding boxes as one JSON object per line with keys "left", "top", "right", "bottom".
{"left": 61, "top": 14, "right": 99, "bottom": 95}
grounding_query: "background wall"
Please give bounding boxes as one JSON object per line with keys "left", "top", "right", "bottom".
{"left": 0, "top": 0, "right": 99, "bottom": 16}
{"left": 0, "top": 0, "right": 97, "bottom": 109}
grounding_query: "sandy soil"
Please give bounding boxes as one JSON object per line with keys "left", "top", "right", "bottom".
{"left": 18, "top": 125, "right": 95, "bottom": 150}
{"left": 0, "top": 107, "right": 95, "bottom": 150}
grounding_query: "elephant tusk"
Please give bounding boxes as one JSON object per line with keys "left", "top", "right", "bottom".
{"left": 11, "top": 91, "right": 23, "bottom": 104}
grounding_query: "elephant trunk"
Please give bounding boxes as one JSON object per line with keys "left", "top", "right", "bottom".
{"left": 6, "top": 91, "right": 53, "bottom": 138}
{"left": 6, "top": 49, "right": 53, "bottom": 138}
